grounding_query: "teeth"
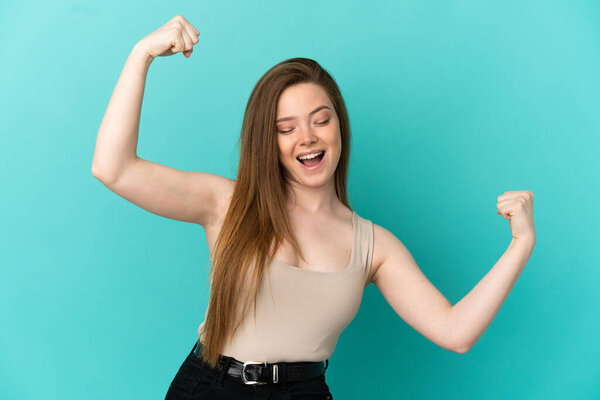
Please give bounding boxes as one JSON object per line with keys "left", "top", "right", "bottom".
{"left": 298, "top": 151, "right": 324, "bottom": 160}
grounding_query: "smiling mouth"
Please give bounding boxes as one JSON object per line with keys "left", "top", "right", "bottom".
{"left": 297, "top": 150, "right": 325, "bottom": 166}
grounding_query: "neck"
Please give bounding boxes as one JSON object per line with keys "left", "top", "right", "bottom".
{"left": 284, "top": 178, "right": 340, "bottom": 215}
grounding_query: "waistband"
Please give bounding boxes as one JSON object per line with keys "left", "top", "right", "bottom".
{"left": 192, "top": 340, "right": 329, "bottom": 386}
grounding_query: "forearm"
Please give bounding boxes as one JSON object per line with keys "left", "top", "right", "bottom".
{"left": 449, "top": 238, "right": 535, "bottom": 352}
{"left": 91, "top": 43, "right": 154, "bottom": 183}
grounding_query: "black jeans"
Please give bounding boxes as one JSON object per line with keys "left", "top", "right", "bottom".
{"left": 165, "top": 341, "right": 334, "bottom": 399}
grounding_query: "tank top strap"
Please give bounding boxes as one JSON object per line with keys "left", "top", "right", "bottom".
{"left": 353, "top": 211, "right": 374, "bottom": 284}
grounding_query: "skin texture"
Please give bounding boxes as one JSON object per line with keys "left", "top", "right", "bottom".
{"left": 273, "top": 84, "right": 537, "bottom": 355}
{"left": 275, "top": 82, "right": 343, "bottom": 214}
{"left": 93, "top": 17, "right": 536, "bottom": 355}
{"left": 370, "top": 194, "right": 535, "bottom": 354}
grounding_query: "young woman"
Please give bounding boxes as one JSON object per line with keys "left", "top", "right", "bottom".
{"left": 92, "top": 15, "right": 536, "bottom": 400}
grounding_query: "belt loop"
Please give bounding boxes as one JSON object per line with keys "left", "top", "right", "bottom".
{"left": 215, "top": 355, "right": 233, "bottom": 388}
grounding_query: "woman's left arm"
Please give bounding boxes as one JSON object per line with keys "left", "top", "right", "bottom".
{"left": 371, "top": 190, "right": 535, "bottom": 354}
{"left": 449, "top": 190, "right": 536, "bottom": 352}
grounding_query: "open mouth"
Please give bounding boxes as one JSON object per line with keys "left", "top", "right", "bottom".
{"left": 296, "top": 150, "right": 325, "bottom": 169}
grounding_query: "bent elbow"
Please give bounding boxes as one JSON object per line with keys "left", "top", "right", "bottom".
{"left": 91, "top": 163, "right": 109, "bottom": 182}
{"left": 448, "top": 334, "right": 472, "bottom": 354}
{"left": 439, "top": 336, "right": 470, "bottom": 354}
{"left": 91, "top": 164, "right": 118, "bottom": 186}
{"left": 454, "top": 345, "right": 470, "bottom": 354}
{"left": 447, "top": 319, "right": 472, "bottom": 354}
{"left": 452, "top": 337, "right": 473, "bottom": 354}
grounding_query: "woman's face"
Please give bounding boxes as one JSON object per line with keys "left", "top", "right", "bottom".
{"left": 276, "top": 82, "right": 341, "bottom": 188}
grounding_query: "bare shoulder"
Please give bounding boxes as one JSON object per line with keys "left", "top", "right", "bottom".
{"left": 368, "top": 222, "right": 410, "bottom": 285}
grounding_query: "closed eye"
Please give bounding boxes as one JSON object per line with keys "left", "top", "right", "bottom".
{"left": 276, "top": 119, "right": 330, "bottom": 134}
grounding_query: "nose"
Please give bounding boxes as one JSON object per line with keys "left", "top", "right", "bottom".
{"left": 299, "top": 124, "right": 318, "bottom": 145}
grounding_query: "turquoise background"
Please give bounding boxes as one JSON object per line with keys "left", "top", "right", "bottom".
{"left": 1, "top": 0, "right": 599, "bottom": 399}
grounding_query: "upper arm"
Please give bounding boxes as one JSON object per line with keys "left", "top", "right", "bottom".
{"left": 93, "top": 156, "right": 235, "bottom": 227}
{"left": 370, "top": 223, "right": 461, "bottom": 353}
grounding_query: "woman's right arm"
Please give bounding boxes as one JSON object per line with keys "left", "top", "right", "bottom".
{"left": 91, "top": 15, "right": 234, "bottom": 228}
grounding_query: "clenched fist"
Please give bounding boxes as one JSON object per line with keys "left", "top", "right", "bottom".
{"left": 136, "top": 15, "right": 200, "bottom": 59}
{"left": 497, "top": 191, "right": 536, "bottom": 243}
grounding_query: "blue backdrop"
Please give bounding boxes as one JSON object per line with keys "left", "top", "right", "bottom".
{"left": 1, "top": 1, "right": 598, "bottom": 399}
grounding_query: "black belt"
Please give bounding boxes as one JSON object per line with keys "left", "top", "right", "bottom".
{"left": 193, "top": 341, "right": 328, "bottom": 385}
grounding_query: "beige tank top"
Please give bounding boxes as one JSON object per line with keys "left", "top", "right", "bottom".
{"left": 197, "top": 210, "right": 374, "bottom": 363}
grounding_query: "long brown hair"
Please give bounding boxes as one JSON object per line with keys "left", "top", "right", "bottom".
{"left": 199, "top": 57, "right": 352, "bottom": 367}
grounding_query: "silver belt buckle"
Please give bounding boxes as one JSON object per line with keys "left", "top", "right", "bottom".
{"left": 241, "top": 361, "right": 276, "bottom": 385}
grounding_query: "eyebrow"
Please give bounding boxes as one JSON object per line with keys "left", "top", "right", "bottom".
{"left": 276, "top": 105, "right": 331, "bottom": 123}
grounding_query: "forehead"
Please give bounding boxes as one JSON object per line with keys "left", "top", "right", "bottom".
{"left": 276, "top": 83, "right": 332, "bottom": 116}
